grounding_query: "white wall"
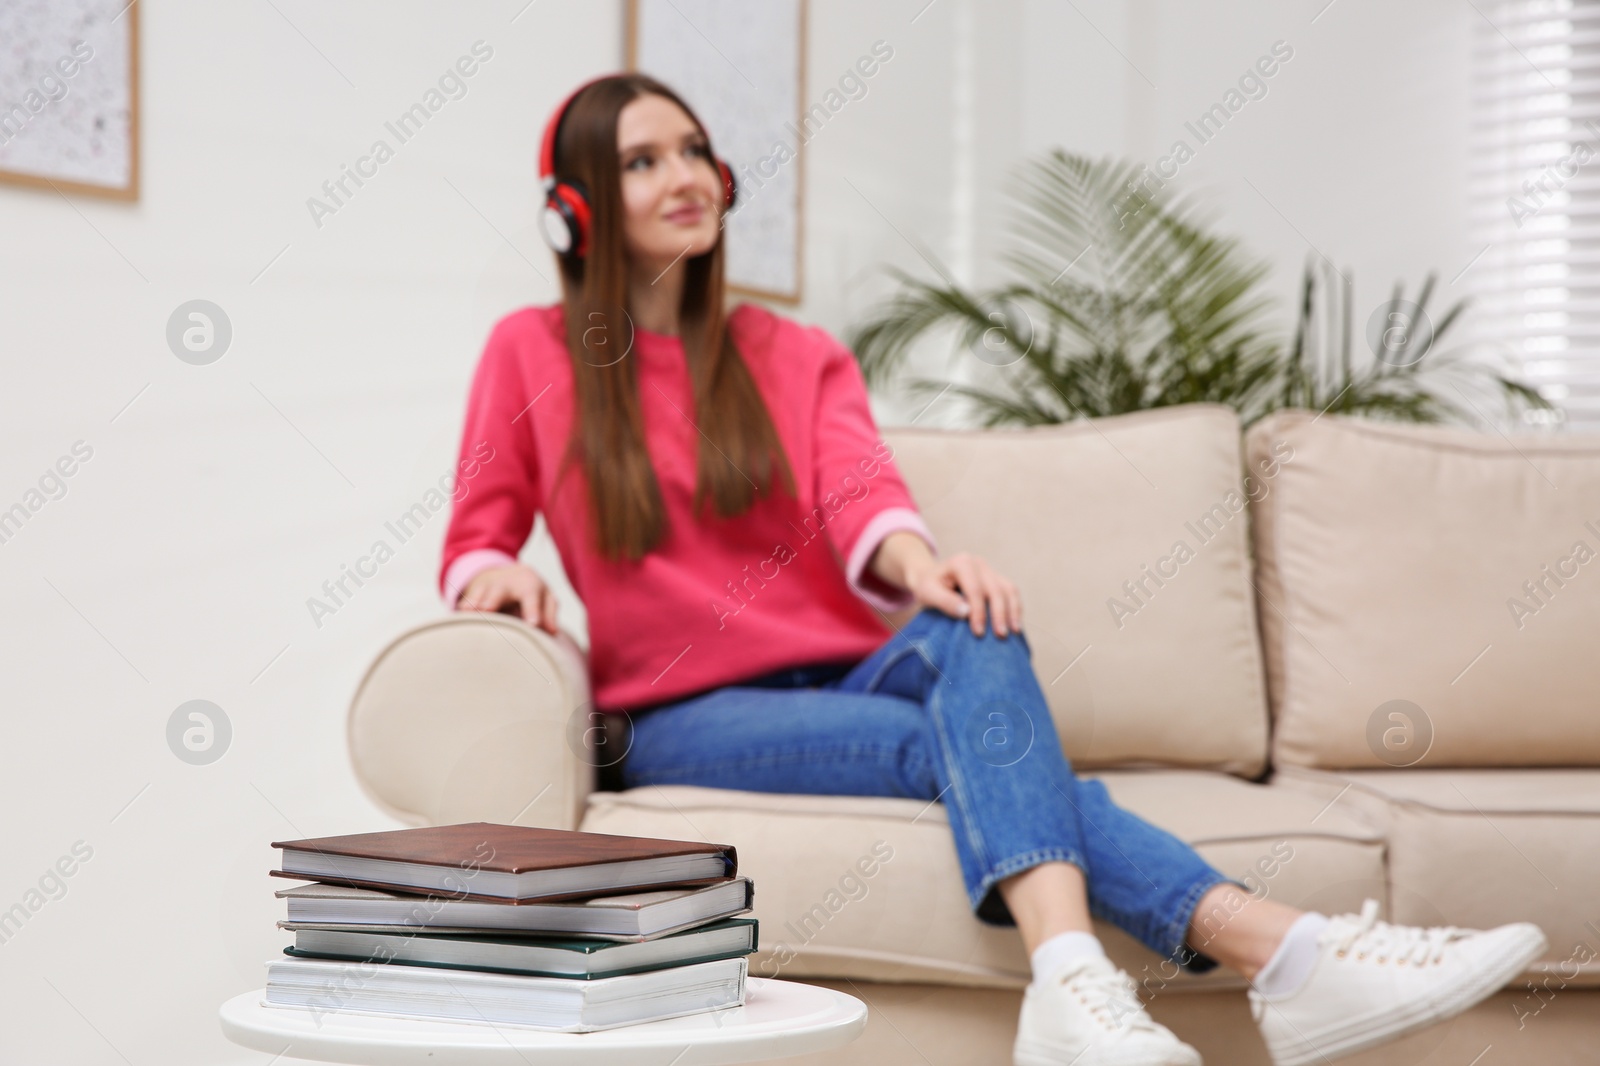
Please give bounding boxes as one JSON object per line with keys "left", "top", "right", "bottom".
{"left": 1019, "top": 0, "right": 1474, "bottom": 354}
{"left": 0, "top": 1, "right": 1474, "bottom": 1062}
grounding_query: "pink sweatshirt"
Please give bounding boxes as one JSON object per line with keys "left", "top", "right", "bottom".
{"left": 439, "top": 302, "right": 937, "bottom": 713}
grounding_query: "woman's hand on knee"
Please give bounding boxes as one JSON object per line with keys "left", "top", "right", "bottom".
{"left": 906, "top": 551, "right": 1022, "bottom": 638}
{"left": 458, "top": 564, "right": 560, "bottom": 635}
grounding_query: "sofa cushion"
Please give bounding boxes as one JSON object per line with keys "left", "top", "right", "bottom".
{"left": 1246, "top": 410, "right": 1600, "bottom": 768}
{"left": 1273, "top": 767, "right": 1600, "bottom": 987}
{"left": 578, "top": 770, "right": 1384, "bottom": 990}
{"left": 885, "top": 405, "right": 1269, "bottom": 776}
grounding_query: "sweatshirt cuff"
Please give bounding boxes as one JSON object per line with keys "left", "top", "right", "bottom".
{"left": 845, "top": 507, "right": 939, "bottom": 613}
{"left": 442, "top": 548, "right": 519, "bottom": 608}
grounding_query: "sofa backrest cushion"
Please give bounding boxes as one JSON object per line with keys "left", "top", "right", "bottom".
{"left": 885, "top": 404, "right": 1270, "bottom": 777}
{"left": 1246, "top": 409, "right": 1600, "bottom": 769}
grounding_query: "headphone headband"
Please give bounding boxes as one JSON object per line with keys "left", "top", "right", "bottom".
{"left": 538, "top": 75, "right": 608, "bottom": 189}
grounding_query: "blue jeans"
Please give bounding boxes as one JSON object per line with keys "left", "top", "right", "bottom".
{"left": 619, "top": 607, "right": 1238, "bottom": 973}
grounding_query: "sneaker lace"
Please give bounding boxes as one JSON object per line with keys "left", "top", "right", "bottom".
{"left": 1331, "top": 899, "right": 1464, "bottom": 966}
{"left": 1062, "top": 959, "right": 1159, "bottom": 1033}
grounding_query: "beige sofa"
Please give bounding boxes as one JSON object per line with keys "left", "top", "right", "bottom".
{"left": 346, "top": 405, "right": 1600, "bottom": 1064}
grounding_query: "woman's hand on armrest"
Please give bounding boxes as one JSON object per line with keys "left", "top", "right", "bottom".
{"left": 459, "top": 564, "right": 560, "bottom": 635}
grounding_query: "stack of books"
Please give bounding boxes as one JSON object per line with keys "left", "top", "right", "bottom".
{"left": 262, "top": 821, "right": 756, "bottom": 1032}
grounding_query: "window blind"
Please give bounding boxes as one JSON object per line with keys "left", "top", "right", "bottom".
{"left": 1469, "top": 0, "right": 1600, "bottom": 428}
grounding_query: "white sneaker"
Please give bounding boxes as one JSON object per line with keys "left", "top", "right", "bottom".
{"left": 1249, "top": 899, "right": 1548, "bottom": 1066}
{"left": 1014, "top": 954, "right": 1202, "bottom": 1066}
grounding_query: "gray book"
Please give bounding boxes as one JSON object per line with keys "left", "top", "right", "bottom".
{"left": 284, "top": 917, "right": 758, "bottom": 979}
{"left": 275, "top": 877, "right": 753, "bottom": 940}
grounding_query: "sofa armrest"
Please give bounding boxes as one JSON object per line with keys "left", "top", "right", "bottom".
{"left": 346, "top": 613, "right": 594, "bottom": 830}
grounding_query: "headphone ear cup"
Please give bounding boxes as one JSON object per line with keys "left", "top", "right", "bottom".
{"left": 539, "top": 193, "right": 575, "bottom": 255}
{"left": 717, "top": 158, "right": 738, "bottom": 212}
{"left": 541, "top": 180, "right": 592, "bottom": 258}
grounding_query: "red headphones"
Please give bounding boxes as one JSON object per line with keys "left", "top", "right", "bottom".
{"left": 538, "top": 75, "right": 739, "bottom": 259}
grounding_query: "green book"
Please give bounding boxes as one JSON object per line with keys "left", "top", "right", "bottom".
{"left": 283, "top": 917, "right": 757, "bottom": 980}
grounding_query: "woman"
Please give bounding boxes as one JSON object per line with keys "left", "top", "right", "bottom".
{"left": 439, "top": 73, "right": 1545, "bottom": 1066}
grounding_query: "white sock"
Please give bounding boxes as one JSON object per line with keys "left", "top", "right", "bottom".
{"left": 1030, "top": 930, "right": 1106, "bottom": 982}
{"left": 1254, "top": 912, "right": 1331, "bottom": 998}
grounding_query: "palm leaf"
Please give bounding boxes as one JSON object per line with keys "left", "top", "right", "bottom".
{"left": 847, "top": 149, "right": 1550, "bottom": 431}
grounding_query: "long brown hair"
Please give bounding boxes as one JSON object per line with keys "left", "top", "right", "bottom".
{"left": 548, "top": 74, "right": 795, "bottom": 562}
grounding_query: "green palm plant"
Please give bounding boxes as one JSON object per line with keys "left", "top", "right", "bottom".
{"left": 1275, "top": 255, "right": 1546, "bottom": 423}
{"left": 848, "top": 150, "right": 1547, "bottom": 429}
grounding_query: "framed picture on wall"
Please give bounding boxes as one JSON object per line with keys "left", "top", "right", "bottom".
{"left": 0, "top": 0, "right": 140, "bottom": 200}
{"left": 626, "top": 0, "right": 806, "bottom": 305}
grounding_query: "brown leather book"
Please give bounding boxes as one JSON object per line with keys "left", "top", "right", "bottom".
{"left": 270, "top": 821, "right": 737, "bottom": 903}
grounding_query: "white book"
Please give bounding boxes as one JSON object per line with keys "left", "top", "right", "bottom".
{"left": 264, "top": 955, "right": 747, "bottom": 1033}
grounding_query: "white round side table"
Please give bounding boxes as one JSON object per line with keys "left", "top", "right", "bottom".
{"left": 219, "top": 976, "right": 866, "bottom": 1065}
